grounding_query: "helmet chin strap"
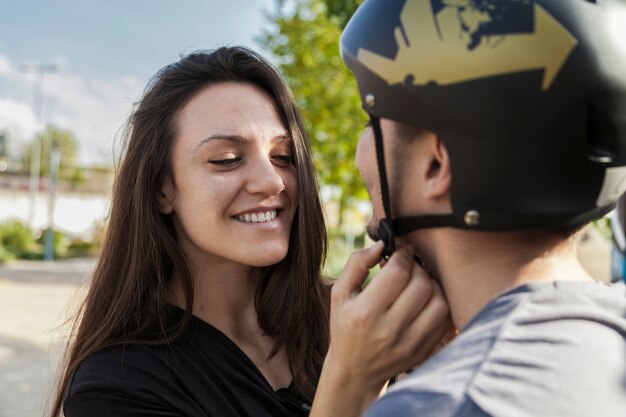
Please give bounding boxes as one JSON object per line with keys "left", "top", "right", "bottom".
{"left": 369, "top": 115, "right": 461, "bottom": 259}
{"left": 371, "top": 115, "right": 396, "bottom": 259}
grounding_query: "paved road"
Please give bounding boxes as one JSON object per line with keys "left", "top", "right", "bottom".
{"left": 0, "top": 259, "right": 95, "bottom": 417}
{"left": 0, "top": 226, "right": 613, "bottom": 417}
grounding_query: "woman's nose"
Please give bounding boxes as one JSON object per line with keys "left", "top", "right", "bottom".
{"left": 245, "top": 157, "right": 285, "bottom": 196}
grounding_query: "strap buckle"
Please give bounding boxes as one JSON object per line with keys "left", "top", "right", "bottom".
{"left": 378, "top": 218, "right": 396, "bottom": 259}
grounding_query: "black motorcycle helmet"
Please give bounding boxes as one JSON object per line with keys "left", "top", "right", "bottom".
{"left": 341, "top": 0, "right": 626, "bottom": 257}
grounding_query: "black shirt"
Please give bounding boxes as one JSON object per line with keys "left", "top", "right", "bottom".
{"left": 64, "top": 313, "right": 311, "bottom": 417}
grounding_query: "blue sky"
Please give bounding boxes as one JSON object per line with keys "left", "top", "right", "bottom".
{"left": 0, "top": 0, "right": 277, "bottom": 164}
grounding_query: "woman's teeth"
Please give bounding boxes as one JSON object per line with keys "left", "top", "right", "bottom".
{"left": 237, "top": 210, "right": 278, "bottom": 223}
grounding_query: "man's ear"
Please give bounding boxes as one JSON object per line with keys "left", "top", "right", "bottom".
{"left": 422, "top": 136, "right": 451, "bottom": 200}
{"left": 158, "top": 177, "right": 175, "bottom": 214}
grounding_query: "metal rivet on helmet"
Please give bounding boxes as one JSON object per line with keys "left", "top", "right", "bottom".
{"left": 365, "top": 93, "right": 376, "bottom": 107}
{"left": 464, "top": 210, "right": 480, "bottom": 226}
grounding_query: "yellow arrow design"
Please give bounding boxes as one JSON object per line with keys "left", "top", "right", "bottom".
{"left": 357, "top": 0, "right": 578, "bottom": 90}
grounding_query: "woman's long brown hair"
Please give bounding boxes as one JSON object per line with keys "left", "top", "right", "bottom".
{"left": 49, "top": 46, "right": 329, "bottom": 416}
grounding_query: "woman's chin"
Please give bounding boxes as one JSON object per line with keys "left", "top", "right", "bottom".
{"left": 249, "top": 253, "right": 288, "bottom": 267}
{"left": 237, "top": 245, "right": 289, "bottom": 268}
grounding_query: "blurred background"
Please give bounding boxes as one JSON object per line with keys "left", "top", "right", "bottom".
{"left": 0, "top": 1, "right": 615, "bottom": 416}
{"left": 0, "top": 0, "right": 372, "bottom": 273}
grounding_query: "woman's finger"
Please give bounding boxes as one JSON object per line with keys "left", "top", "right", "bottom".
{"left": 332, "top": 241, "right": 384, "bottom": 301}
{"left": 385, "top": 260, "right": 434, "bottom": 330}
{"left": 359, "top": 246, "right": 414, "bottom": 312}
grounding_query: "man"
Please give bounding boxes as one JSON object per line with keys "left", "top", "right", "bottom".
{"left": 338, "top": 0, "right": 626, "bottom": 416}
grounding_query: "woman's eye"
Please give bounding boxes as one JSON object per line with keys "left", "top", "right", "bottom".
{"left": 272, "top": 154, "right": 293, "bottom": 165}
{"left": 208, "top": 157, "right": 241, "bottom": 166}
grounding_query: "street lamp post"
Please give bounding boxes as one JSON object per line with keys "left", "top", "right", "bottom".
{"left": 44, "top": 137, "right": 60, "bottom": 261}
{"left": 20, "top": 64, "right": 58, "bottom": 227}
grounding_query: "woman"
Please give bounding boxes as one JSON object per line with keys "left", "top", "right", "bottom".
{"left": 50, "top": 46, "right": 451, "bottom": 417}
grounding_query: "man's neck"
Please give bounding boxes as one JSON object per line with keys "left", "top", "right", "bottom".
{"left": 417, "top": 229, "right": 594, "bottom": 330}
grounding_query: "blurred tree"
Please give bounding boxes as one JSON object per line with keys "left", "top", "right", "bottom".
{"left": 0, "top": 130, "right": 8, "bottom": 158}
{"left": 262, "top": 0, "right": 368, "bottom": 226}
{"left": 21, "top": 126, "right": 84, "bottom": 183}
{"left": 0, "top": 220, "right": 39, "bottom": 258}
{"left": 324, "top": 0, "right": 362, "bottom": 27}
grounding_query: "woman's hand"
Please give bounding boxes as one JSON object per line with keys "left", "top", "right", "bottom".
{"left": 310, "top": 241, "right": 453, "bottom": 417}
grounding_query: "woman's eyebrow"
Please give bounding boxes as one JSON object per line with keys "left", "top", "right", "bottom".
{"left": 192, "top": 134, "right": 249, "bottom": 154}
{"left": 272, "top": 134, "right": 290, "bottom": 144}
{"left": 192, "top": 133, "right": 290, "bottom": 154}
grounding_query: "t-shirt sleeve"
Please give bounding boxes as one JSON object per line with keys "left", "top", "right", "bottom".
{"left": 364, "top": 390, "right": 491, "bottom": 417}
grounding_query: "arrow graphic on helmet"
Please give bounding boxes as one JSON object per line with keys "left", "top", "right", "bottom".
{"left": 357, "top": 0, "right": 578, "bottom": 90}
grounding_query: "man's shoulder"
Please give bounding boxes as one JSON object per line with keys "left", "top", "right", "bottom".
{"left": 367, "top": 281, "right": 626, "bottom": 417}
{"left": 360, "top": 325, "right": 499, "bottom": 417}
{"left": 365, "top": 389, "right": 490, "bottom": 417}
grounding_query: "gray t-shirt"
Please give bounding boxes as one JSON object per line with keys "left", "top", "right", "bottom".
{"left": 366, "top": 281, "right": 626, "bottom": 417}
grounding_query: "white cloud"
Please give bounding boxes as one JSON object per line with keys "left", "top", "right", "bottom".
{"left": 0, "top": 54, "right": 12, "bottom": 76}
{"left": 44, "top": 72, "right": 144, "bottom": 165}
{"left": 0, "top": 52, "right": 144, "bottom": 166}
{"left": 0, "top": 98, "right": 39, "bottom": 157}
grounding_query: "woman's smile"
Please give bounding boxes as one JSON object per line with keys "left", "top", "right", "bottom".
{"left": 235, "top": 209, "right": 279, "bottom": 224}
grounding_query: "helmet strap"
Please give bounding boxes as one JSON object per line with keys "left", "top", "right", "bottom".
{"left": 370, "top": 115, "right": 462, "bottom": 248}
{"left": 393, "top": 215, "right": 460, "bottom": 236}
{"left": 371, "top": 115, "right": 396, "bottom": 258}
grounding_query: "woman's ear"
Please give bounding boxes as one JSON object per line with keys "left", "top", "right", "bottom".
{"left": 158, "top": 177, "right": 175, "bottom": 214}
{"left": 422, "top": 136, "right": 451, "bottom": 200}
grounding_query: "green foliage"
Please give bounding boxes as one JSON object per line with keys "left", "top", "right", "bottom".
{"left": 0, "top": 220, "right": 98, "bottom": 260}
{"left": 0, "top": 244, "right": 16, "bottom": 263}
{"left": 66, "top": 236, "right": 96, "bottom": 258}
{"left": 37, "top": 228, "right": 70, "bottom": 258}
{"left": 323, "top": 231, "right": 379, "bottom": 282}
{"left": 21, "top": 126, "right": 83, "bottom": 184}
{"left": 0, "top": 220, "right": 39, "bottom": 258}
{"left": 324, "top": 0, "right": 362, "bottom": 27}
{"left": 261, "top": 0, "right": 369, "bottom": 226}
{"left": 323, "top": 235, "right": 354, "bottom": 279}
{"left": 0, "top": 129, "right": 9, "bottom": 158}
